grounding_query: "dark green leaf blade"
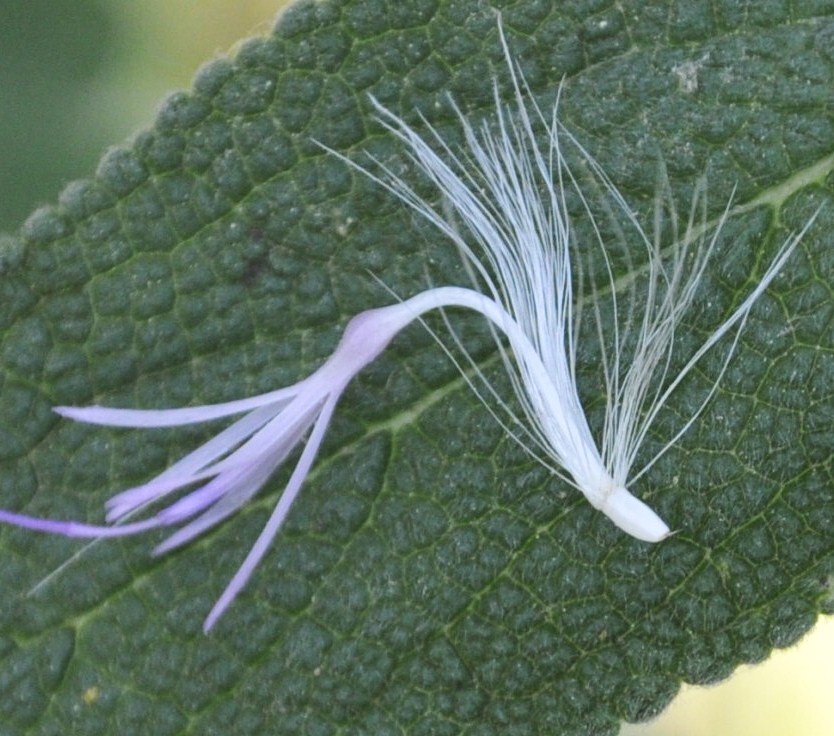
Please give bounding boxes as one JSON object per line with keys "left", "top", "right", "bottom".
{"left": 1, "top": 2, "right": 834, "bottom": 734}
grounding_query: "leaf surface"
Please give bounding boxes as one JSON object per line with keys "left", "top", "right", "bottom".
{"left": 1, "top": 1, "right": 834, "bottom": 734}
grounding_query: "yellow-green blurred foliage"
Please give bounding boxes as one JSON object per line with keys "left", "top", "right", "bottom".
{"left": 1, "top": 2, "right": 831, "bottom": 734}
{"left": 0, "top": 0, "right": 288, "bottom": 231}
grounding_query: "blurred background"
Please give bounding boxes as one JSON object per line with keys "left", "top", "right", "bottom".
{"left": 1, "top": 1, "right": 833, "bottom": 733}
{"left": 0, "top": 0, "right": 281, "bottom": 231}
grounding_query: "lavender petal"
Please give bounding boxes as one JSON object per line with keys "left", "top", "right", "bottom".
{"left": 0, "top": 509, "right": 161, "bottom": 537}
{"left": 54, "top": 383, "right": 302, "bottom": 428}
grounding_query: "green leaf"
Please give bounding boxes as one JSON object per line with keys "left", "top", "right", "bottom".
{"left": 1, "top": 1, "right": 833, "bottom": 734}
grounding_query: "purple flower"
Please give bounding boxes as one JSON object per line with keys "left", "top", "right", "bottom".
{"left": 0, "top": 301, "right": 426, "bottom": 631}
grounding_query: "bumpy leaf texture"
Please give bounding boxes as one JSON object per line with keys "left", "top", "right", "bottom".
{"left": 1, "top": 1, "right": 834, "bottom": 734}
